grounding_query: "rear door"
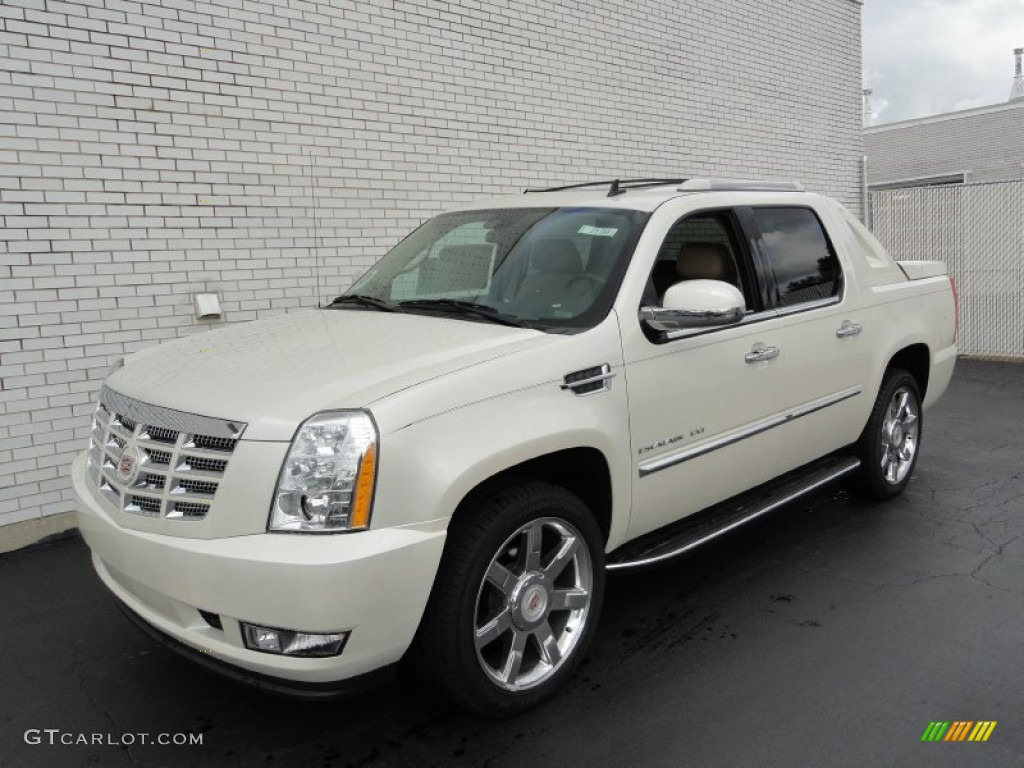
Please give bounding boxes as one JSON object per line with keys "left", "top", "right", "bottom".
{"left": 739, "top": 205, "right": 871, "bottom": 471}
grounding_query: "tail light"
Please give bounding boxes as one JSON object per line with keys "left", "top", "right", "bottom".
{"left": 949, "top": 275, "right": 959, "bottom": 344}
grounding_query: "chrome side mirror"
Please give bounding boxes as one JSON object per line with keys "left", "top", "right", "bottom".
{"left": 640, "top": 279, "right": 746, "bottom": 332}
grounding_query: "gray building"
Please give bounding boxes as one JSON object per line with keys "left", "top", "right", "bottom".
{"left": 865, "top": 100, "right": 1024, "bottom": 189}
{"left": 0, "top": 0, "right": 865, "bottom": 544}
{"left": 865, "top": 49, "right": 1024, "bottom": 362}
{"left": 866, "top": 49, "right": 1024, "bottom": 190}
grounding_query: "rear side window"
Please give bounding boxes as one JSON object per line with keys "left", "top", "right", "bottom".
{"left": 752, "top": 207, "right": 841, "bottom": 308}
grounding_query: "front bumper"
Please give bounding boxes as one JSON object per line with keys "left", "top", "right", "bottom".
{"left": 115, "top": 601, "right": 398, "bottom": 699}
{"left": 72, "top": 452, "right": 447, "bottom": 687}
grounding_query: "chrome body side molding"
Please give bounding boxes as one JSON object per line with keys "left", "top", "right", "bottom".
{"left": 638, "top": 386, "right": 862, "bottom": 477}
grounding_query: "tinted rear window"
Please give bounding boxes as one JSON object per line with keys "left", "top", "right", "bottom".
{"left": 752, "top": 207, "right": 841, "bottom": 308}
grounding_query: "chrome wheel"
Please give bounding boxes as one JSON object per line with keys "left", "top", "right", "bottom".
{"left": 879, "top": 385, "right": 919, "bottom": 485}
{"left": 474, "top": 517, "right": 593, "bottom": 692}
{"left": 413, "top": 481, "right": 604, "bottom": 715}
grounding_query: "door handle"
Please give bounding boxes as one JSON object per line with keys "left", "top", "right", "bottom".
{"left": 745, "top": 345, "right": 780, "bottom": 363}
{"left": 836, "top": 321, "right": 863, "bottom": 338}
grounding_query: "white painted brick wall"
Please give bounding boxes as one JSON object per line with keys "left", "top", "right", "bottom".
{"left": 1, "top": 0, "right": 863, "bottom": 529}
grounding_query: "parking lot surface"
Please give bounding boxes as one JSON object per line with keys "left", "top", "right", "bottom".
{"left": 2, "top": 359, "right": 1022, "bottom": 768}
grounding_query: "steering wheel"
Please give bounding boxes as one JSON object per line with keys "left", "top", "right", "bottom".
{"left": 566, "top": 273, "right": 606, "bottom": 292}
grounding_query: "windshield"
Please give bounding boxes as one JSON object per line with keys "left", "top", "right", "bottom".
{"left": 339, "top": 207, "right": 649, "bottom": 330}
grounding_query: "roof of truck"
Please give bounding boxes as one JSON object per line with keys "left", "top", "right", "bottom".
{"left": 449, "top": 178, "right": 814, "bottom": 214}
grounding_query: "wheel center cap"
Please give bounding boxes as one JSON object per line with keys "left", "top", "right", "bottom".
{"left": 510, "top": 576, "right": 551, "bottom": 629}
{"left": 891, "top": 424, "right": 904, "bottom": 446}
{"left": 521, "top": 584, "right": 549, "bottom": 623}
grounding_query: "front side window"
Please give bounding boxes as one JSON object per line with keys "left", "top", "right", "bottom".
{"left": 341, "top": 207, "right": 648, "bottom": 330}
{"left": 751, "top": 207, "right": 842, "bottom": 308}
{"left": 643, "top": 210, "right": 758, "bottom": 311}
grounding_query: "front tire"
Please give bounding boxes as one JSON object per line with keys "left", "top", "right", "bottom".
{"left": 853, "top": 367, "right": 923, "bottom": 500}
{"left": 413, "top": 480, "right": 605, "bottom": 716}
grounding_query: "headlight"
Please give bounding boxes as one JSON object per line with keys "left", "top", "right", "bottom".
{"left": 269, "top": 411, "right": 378, "bottom": 533}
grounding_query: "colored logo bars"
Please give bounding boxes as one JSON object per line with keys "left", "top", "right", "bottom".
{"left": 921, "top": 721, "right": 997, "bottom": 742}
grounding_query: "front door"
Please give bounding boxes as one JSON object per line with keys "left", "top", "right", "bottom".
{"left": 619, "top": 204, "right": 787, "bottom": 539}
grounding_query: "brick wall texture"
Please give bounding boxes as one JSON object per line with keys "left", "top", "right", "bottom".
{"left": 0, "top": 0, "right": 863, "bottom": 529}
{"left": 866, "top": 101, "right": 1024, "bottom": 187}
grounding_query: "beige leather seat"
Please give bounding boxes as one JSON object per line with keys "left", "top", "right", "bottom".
{"left": 513, "top": 238, "right": 584, "bottom": 316}
{"left": 675, "top": 242, "right": 739, "bottom": 285}
{"left": 528, "top": 238, "right": 583, "bottom": 276}
{"left": 417, "top": 243, "right": 495, "bottom": 294}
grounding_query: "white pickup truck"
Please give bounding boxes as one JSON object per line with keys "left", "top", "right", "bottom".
{"left": 72, "top": 179, "right": 957, "bottom": 716}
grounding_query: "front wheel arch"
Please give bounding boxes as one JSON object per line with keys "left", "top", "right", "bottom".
{"left": 411, "top": 480, "right": 606, "bottom": 716}
{"left": 450, "top": 446, "right": 613, "bottom": 546}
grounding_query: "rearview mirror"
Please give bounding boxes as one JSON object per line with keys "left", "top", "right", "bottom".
{"left": 640, "top": 279, "right": 745, "bottom": 332}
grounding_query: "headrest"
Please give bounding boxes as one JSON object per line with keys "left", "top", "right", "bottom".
{"left": 530, "top": 239, "right": 583, "bottom": 274}
{"left": 436, "top": 244, "right": 494, "bottom": 290}
{"left": 676, "top": 242, "right": 738, "bottom": 284}
{"left": 439, "top": 243, "right": 494, "bottom": 264}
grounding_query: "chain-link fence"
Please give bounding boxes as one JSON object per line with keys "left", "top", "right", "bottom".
{"left": 871, "top": 181, "right": 1024, "bottom": 359}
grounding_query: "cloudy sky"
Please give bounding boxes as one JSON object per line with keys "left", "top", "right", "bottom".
{"left": 863, "top": 0, "right": 1024, "bottom": 124}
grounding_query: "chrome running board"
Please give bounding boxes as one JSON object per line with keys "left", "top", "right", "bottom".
{"left": 606, "top": 455, "right": 861, "bottom": 571}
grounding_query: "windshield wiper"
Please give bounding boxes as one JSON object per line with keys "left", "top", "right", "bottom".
{"left": 397, "top": 299, "right": 531, "bottom": 328}
{"left": 328, "top": 294, "right": 401, "bottom": 312}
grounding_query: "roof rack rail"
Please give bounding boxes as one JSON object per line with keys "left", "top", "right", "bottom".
{"left": 678, "top": 179, "right": 805, "bottom": 192}
{"left": 524, "top": 178, "right": 689, "bottom": 197}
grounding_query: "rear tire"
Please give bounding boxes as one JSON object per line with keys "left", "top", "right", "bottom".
{"left": 852, "top": 367, "right": 922, "bottom": 500}
{"left": 412, "top": 480, "right": 605, "bottom": 717}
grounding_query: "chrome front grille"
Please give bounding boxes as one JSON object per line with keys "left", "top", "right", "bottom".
{"left": 86, "top": 387, "right": 246, "bottom": 521}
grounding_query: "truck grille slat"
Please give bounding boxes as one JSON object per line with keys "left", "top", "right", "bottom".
{"left": 144, "top": 426, "right": 180, "bottom": 444}
{"left": 86, "top": 388, "right": 246, "bottom": 522}
{"left": 145, "top": 448, "right": 172, "bottom": 465}
{"left": 126, "top": 495, "right": 162, "bottom": 516}
{"left": 177, "top": 456, "right": 228, "bottom": 474}
{"left": 168, "top": 501, "right": 212, "bottom": 520}
{"left": 143, "top": 473, "right": 167, "bottom": 490}
{"left": 189, "top": 435, "right": 238, "bottom": 452}
{"left": 174, "top": 478, "right": 219, "bottom": 496}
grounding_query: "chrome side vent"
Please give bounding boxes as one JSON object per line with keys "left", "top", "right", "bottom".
{"left": 561, "top": 364, "right": 615, "bottom": 396}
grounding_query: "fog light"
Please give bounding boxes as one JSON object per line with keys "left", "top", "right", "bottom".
{"left": 241, "top": 623, "right": 349, "bottom": 657}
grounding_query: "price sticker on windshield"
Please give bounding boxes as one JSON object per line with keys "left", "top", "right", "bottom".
{"left": 578, "top": 225, "right": 618, "bottom": 237}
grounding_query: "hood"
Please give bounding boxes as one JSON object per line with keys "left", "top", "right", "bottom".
{"left": 106, "top": 309, "right": 546, "bottom": 440}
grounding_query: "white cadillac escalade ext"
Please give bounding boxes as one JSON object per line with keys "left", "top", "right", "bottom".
{"left": 72, "top": 179, "right": 957, "bottom": 716}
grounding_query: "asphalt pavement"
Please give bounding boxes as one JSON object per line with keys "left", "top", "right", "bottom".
{"left": 2, "top": 359, "right": 1022, "bottom": 768}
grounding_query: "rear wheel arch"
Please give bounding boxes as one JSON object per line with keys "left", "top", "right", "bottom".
{"left": 885, "top": 343, "right": 930, "bottom": 400}
{"left": 853, "top": 366, "right": 923, "bottom": 499}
